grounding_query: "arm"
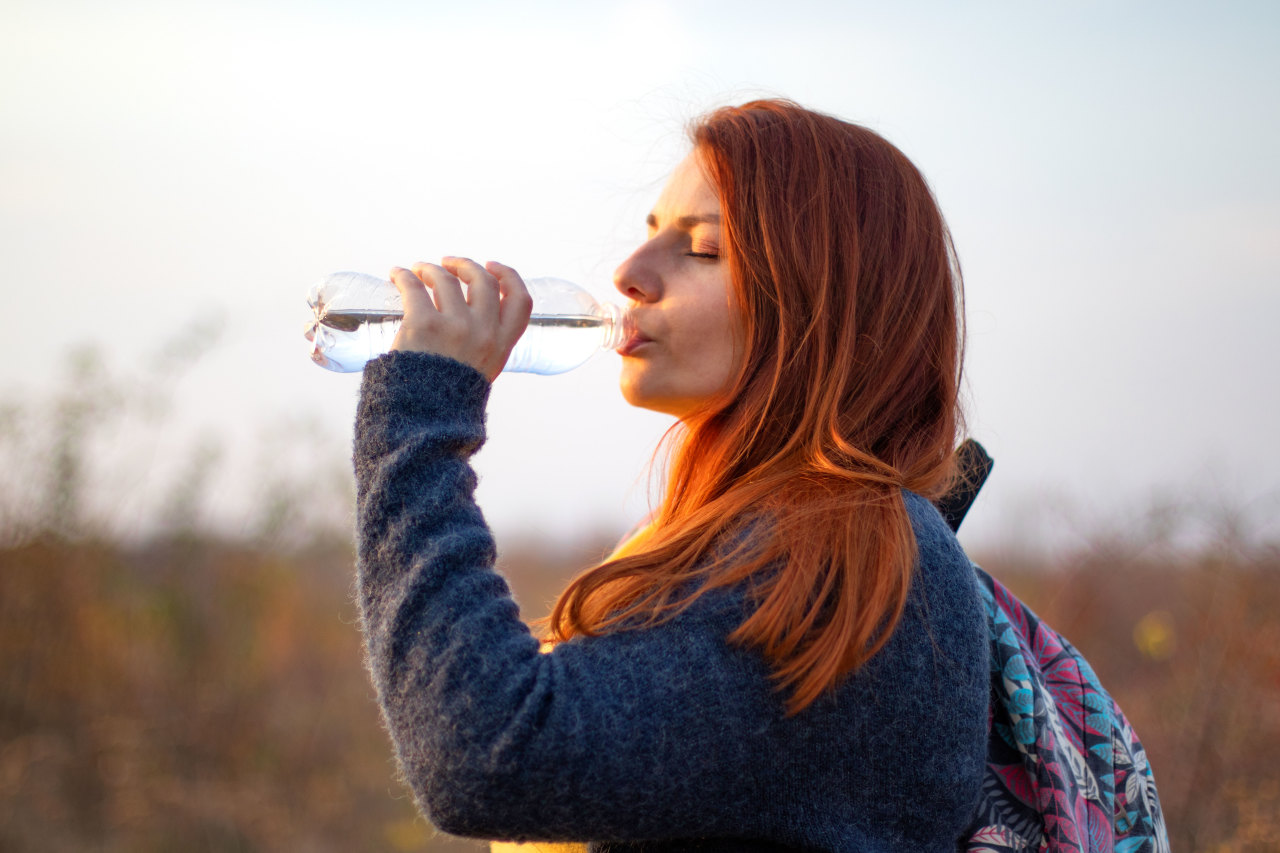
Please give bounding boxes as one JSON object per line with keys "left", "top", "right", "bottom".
{"left": 355, "top": 351, "right": 776, "bottom": 843}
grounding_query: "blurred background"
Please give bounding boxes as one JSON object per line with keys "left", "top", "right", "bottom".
{"left": 1, "top": 0, "right": 1277, "bottom": 850}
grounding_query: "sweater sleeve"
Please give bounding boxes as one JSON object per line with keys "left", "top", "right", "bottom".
{"left": 353, "top": 351, "right": 782, "bottom": 844}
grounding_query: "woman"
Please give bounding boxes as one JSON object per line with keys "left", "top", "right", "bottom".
{"left": 353, "top": 100, "right": 1166, "bottom": 851}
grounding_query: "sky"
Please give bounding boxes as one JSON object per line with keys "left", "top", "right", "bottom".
{"left": 1, "top": 0, "right": 1277, "bottom": 553}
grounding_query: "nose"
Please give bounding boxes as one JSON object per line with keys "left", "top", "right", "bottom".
{"left": 613, "top": 242, "right": 662, "bottom": 304}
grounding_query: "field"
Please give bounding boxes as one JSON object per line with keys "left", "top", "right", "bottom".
{"left": 2, "top": 525, "right": 1277, "bottom": 852}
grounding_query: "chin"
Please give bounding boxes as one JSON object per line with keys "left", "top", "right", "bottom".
{"left": 619, "top": 365, "right": 711, "bottom": 419}
{"left": 618, "top": 365, "right": 652, "bottom": 408}
{"left": 619, "top": 379, "right": 659, "bottom": 412}
{"left": 619, "top": 377, "right": 677, "bottom": 417}
{"left": 622, "top": 392, "right": 695, "bottom": 420}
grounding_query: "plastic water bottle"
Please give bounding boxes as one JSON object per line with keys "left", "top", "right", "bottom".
{"left": 304, "top": 271, "right": 630, "bottom": 374}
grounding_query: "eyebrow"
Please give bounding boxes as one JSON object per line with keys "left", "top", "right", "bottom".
{"left": 646, "top": 213, "right": 722, "bottom": 230}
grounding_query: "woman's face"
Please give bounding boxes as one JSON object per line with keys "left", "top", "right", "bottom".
{"left": 613, "top": 153, "right": 742, "bottom": 419}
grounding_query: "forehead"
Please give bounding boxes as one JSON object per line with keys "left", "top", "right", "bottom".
{"left": 652, "top": 152, "right": 720, "bottom": 219}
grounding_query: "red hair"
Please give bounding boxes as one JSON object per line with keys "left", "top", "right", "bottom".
{"left": 546, "top": 100, "right": 965, "bottom": 715}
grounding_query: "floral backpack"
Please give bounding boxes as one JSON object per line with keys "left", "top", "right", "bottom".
{"left": 944, "top": 442, "right": 1172, "bottom": 853}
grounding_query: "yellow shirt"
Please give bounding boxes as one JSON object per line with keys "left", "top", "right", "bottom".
{"left": 488, "top": 522, "right": 654, "bottom": 853}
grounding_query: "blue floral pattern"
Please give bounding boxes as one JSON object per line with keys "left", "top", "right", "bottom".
{"left": 963, "top": 565, "right": 1171, "bottom": 853}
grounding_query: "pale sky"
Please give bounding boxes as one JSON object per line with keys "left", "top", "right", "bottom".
{"left": 2, "top": 0, "right": 1277, "bottom": 552}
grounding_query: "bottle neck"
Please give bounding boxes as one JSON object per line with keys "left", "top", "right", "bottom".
{"left": 596, "top": 302, "right": 631, "bottom": 351}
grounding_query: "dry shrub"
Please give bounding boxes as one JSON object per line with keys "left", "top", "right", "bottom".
{"left": 0, "top": 536, "right": 481, "bottom": 852}
{"left": 977, "top": 542, "right": 1280, "bottom": 852}
{"left": 2, "top": 521, "right": 1276, "bottom": 851}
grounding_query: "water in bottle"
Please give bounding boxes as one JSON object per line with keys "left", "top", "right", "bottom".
{"left": 304, "top": 271, "right": 629, "bottom": 374}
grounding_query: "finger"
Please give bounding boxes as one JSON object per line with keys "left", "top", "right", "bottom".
{"left": 443, "top": 256, "right": 499, "bottom": 320}
{"left": 388, "top": 266, "right": 439, "bottom": 317}
{"left": 486, "top": 261, "right": 534, "bottom": 345}
{"left": 411, "top": 262, "right": 467, "bottom": 314}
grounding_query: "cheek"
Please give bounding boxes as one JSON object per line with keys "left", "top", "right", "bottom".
{"left": 702, "top": 336, "right": 741, "bottom": 393}
{"left": 697, "top": 299, "right": 743, "bottom": 378}
{"left": 675, "top": 322, "right": 740, "bottom": 402}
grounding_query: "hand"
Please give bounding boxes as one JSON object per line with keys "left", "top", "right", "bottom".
{"left": 388, "top": 257, "right": 533, "bottom": 381}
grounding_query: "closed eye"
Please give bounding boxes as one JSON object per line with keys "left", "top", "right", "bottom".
{"left": 686, "top": 252, "right": 719, "bottom": 260}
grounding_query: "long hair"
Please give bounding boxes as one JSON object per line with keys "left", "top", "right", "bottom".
{"left": 546, "top": 100, "right": 965, "bottom": 715}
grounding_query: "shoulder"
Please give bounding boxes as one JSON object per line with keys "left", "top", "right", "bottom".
{"left": 902, "top": 489, "right": 961, "bottom": 553}
{"left": 902, "top": 489, "right": 977, "bottom": 593}
{"left": 892, "top": 490, "right": 987, "bottom": 682}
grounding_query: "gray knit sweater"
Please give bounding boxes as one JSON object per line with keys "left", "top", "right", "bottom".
{"left": 353, "top": 351, "right": 989, "bottom": 852}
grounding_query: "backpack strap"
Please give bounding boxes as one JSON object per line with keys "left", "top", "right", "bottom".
{"left": 934, "top": 439, "right": 994, "bottom": 533}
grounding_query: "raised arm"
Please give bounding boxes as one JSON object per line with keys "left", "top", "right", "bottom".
{"left": 354, "top": 351, "right": 784, "bottom": 844}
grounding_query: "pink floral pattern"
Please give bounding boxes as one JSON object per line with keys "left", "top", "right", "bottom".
{"left": 963, "top": 566, "right": 1171, "bottom": 853}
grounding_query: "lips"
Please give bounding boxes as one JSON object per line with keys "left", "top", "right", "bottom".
{"left": 616, "top": 331, "right": 653, "bottom": 357}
